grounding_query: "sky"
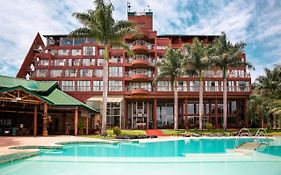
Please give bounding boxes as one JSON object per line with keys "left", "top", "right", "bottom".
{"left": 0, "top": 0, "right": 281, "bottom": 81}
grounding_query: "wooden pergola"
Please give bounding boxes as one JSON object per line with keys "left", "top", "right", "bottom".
{"left": 0, "top": 76, "right": 99, "bottom": 136}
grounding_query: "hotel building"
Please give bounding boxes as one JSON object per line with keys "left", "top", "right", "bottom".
{"left": 17, "top": 11, "right": 251, "bottom": 130}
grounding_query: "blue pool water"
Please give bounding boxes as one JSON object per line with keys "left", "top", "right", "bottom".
{"left": 40, "top": 138, "right": 253, "bottom": 157}
{"left": 1, "top": 138, "right": 281, "bottom": 175}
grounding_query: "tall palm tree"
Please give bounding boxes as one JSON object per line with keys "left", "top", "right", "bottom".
{"left": 211, "top": 32, "right": 254, "bottom": 130}
{"left": 69, "top": 0, "right": 136, "bottom": 135}
{"left": 184, "top": 38, "right": 211, "bottom": 130}
{"left": 154, "top": 48, "right": 186, "bottom": 130}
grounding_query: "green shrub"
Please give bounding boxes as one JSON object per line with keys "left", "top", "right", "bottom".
{"left": 205, "top": 122, "right": 213, "bottom": 130}
{"left": 112, "top": 126, "right": 122, "bottom": 136}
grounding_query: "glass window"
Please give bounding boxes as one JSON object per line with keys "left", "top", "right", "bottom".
{"left": 61, "top": 81, "right": 75, "bottom": 91}
{"left": 53, "top": 59, "right": 65, "bottom": 66}
{"left": 205, "top": 81, "right": 219, "bottom": 91}
{"left": 50, "top": 69, "right": 62, "bottom": 77}
{"left": 157, "top": 81, "right": 171, "bottom": 91}
{"left": 111, "top": 56, "right": 123, "bottom": 63}
{"left": 65, "top": 69, "right": 77, "bottom": 77}
{"left": 73, "top": 38, "right": 86, "bottom": 46}
{"left": 99, "top": 49, "right": 104, "bottom": 56}
{"left": 109, "top": 81, "right": 122, "bottom": 91}
{"left": 97, "top": 59, "right": 104, "bottom": 66}
{"left": 237, "top": 81, "right": 249, "bottom": 91}
{"left": 93, "top": 81, "right": 103, "bottom": 91}
{"left": 77, "top": 81, "right": 91, "bottom": 91}
{"left": 83, "top": 46, "right": 95, "bottom": 56}
{"left": 95, "top": 69, "right": 103, "bottom": 77}
{"left": 58, "top": 50, "right": 69, "bottom": 56}
{"left": 60, "top": 38, "right": 73, "bottom": 46}
{"left": 178, "top": 81, "right": 187, "bottom": 91}
{"left": 71, "top": 49, "right": 81, "bottom": 56}
{"left": 74, "top": 59, "right": 80, "bottom": 66}
{"left": 80, "top": 69, "right": 93, "bottom": 77}
{"left": 38, "top": 59, "right": 49, "bottom": 66}
{"left": 107, "top": 102, "right": 121, "bottom": 128}
{"left": 129, "top": 82, "right": 152, "bottom": 91}
{"left": 82, "top": 59, "right": 91, "bottom": 66}
{"left": 109, "top": 67, "right": 123, "bottom": 77}
{"left": 190, "top": 81, "right": 199, "bottom": 91}
{"left": 36, "top": 69, "right": 47, "bottom": 77}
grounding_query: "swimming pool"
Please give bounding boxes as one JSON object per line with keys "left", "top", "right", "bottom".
{"left": 1, "top": 138, "right": 281, "bottom": 175}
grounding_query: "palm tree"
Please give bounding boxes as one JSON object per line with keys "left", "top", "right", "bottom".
{"left": 69, "top": 0, "right": 136, "bottom": 135}
{"left": 211, "top": 32, "right": 254, "bottom": 130}
{"left": 248, "top": 93, "right": 268, "bottom": 128}
{"left": 154, "top": 48, "right": 186, "bottom": 130}
{"left": 184, "top": 38, "right": 211, "bottom": 130}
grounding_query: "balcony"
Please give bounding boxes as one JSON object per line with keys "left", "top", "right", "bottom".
{"left": 130, "top": 40, "right": 153, "bottom": 53}
{"left": 130, "top": 88, "right": 149, "bottom": 95}
{"left": 130, "top": 74, "right": 152, "bottom": 82}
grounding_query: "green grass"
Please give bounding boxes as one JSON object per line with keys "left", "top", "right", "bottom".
{"left": 161, "top": 129, "right": 185, "bottom": 136}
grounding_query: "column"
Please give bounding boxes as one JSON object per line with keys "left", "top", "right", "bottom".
{"left": 153, "top": 98, "right": 157, "bottom": 129}
{"left": 43, "top": 103, "right": 48, "bottom": 136}
{"left": 124, "top": 100, "right": 128, "bottom": 129}
{"left": 184, "top": 98, "right": 189, "bottom": 129}
{"left": 74, "top": 107, "right": 78, "bottom": 136}
{"left": 215, "top": 98, "right": 219, "bottom": 129}
{"left": 244, "top": 98, "right": 249, "bottom": 127}
{"left": 85, "top": 115, "right": 89, "bottom": 135}
{"left": 33, "top": 105, "right": 37, "bottom": 136}
{"left": 236, "top": 101, "right": 240, "bottom": 127}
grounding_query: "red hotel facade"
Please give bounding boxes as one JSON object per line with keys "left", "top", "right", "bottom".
{"left": 17, "top": 11, "right": 251, "bottom": 130}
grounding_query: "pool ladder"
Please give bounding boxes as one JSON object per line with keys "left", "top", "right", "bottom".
{"left": 234, "top": 128, "right": 269, "bottom": 150}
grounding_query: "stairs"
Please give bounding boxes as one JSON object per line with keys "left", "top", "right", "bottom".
{"left": 146, "top": 129, "right": 165, "bottom": 136}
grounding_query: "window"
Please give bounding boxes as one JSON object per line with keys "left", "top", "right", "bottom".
{"left": 99, "top": 49, "right": 104, "bottom": 56}
{"left": 53, "top": 59, "right": 65, "bottom": 66}
{"left": 93, "top": 81, "right": 103, "bottom": 91}
{"left": 128, "top": 68, "right": 152, "bottom": 77}
{"left": 109, "top": 67, "right": 123, "bottom": 77}
{"left": 190, "top": 81, "right": 199, "bottom": 91}
{"left": 80, "top": 69, "right": 93, "bottom": 77}
{"left": 82, "top": 59, "right": 91, "bottom": 66}
{"left": 178, "top": 81, "right": 187, "bottom": 91}
{"left": 65, "top": 69, "right": 77, "bottom": 77}
{"left": 71, "top": 49, "right": 81, "bottom": 56}
{"left": 111, "top": 56, "right": 123, "bottom": 63}
{"left": 36, "top": 69, "right": 47, "bottom": 77}
{"left": 205, "top": 81, "right": 219, "bottom": 91}
{"left": 107, "top": 102, "right": 121, "bottom": 128}
{"left": 227, "top": 81, "right": 235, "bottom": 92}
{"left": 77, "top": 81, "right": 91, "bottom": 91}
{"left": 237, "top": 81, "right": 249, "bottom": 91}
{"left": 50, "top": 69, "right": 62, "bottom": 77}
{"left": 73, "top": 38, "right": 86, "bottom": 46}
{"left": 109, "top": 81, "right": 122, "bottom": 91}
{"left": 61, "top": 81, "right": 75, "bottom": 91}
{"left": 95, "top": 69, "right": 103, "bottom": 77}
{"left": 129, "top": 82, "right": 152, "bottom": 91}
{"left": 58, "top": 50, "right": 69, "bottom": 56}
{"left": 73, "top": 59, "right": 80, "bottom": 66}
{"left": 157, "top": 81, "right": 171, "bottom": 91}
{"left": 38, "top": 59, "right": 49, "bottom": 66}
{"left": 156, "top": 45, "right": 167, "bottom": 50}
{"left": 83, "top": 46, "right": 95, "bottom": 56}
{"left": 97, "top": 59, "right": 104, "bottom": 66}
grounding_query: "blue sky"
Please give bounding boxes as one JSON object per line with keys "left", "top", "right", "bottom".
{"left": 0, "top": 0, "right": 280, "bottom": 81}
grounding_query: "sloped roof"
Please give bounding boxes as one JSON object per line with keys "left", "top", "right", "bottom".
{"left": 0, "top": 75, "right": 98, "bottom": 113}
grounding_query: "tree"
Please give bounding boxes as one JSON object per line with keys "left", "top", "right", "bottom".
{"left": 211, "top": 32, "right": 254, "bottom": 130}
{"left": 69, "top": 0, "right": 136, "bottom": 135}
{"left": 184, "top": 38, "right": 211, "bottom": 130}
{"left": 154, "top": 48, "right": 186, "bottom": 130}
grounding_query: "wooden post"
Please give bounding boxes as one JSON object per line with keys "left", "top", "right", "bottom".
{"left": 244, "top": 98, "right": 249, "bottom": 127}
{"left": 86, "top": 115, "right": 89, "bottom": 135}
{"left": 33, "top": 105, "right": 37, "bottom": 136}
{"left": 124, "top": 100, "right": 128, "bottom": 129}
{"left": 215, "top": 98, "right": 219, "bottom": 129}
{"left": 153, "top": 98, "right": 157, "bottom": 129}
{"left": 43, "top": 103, "right": 48, "bottom": 136}
{"left": 184, "top": 98, "right": 189, "bottom": 129}
{"left": 74, "top": 108, "right": 78, "bottom": 136}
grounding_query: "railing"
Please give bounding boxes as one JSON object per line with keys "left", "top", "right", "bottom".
{"left": 129, "top": 40, "right": 153, "bottom": 49}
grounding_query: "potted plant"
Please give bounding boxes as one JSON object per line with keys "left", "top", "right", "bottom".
{"left": 78, "top": 121, "right": 86, "bottom": 135}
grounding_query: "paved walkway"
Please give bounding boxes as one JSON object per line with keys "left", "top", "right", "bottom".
{"left": 0, "top": 136, "right": 105, "bottom": 156}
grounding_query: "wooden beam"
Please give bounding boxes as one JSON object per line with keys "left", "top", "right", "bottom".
{"left": 33, "top": 106, "right": 37, "bottom": 136}
{"left": 153, "top": 98, "right": 157, "bottom": 129}
{"left": 85, "top": 115, "right": 89, "bottom": 135}
{"left": 74, "top": 108, "right": 78, "bottom": 136}
{"left": 43, "top": 102, "right": 48, "bottom": 136}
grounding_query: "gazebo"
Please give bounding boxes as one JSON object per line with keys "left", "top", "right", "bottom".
{"left": 0, "top": 75, "right": 99, "bottom": 136}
